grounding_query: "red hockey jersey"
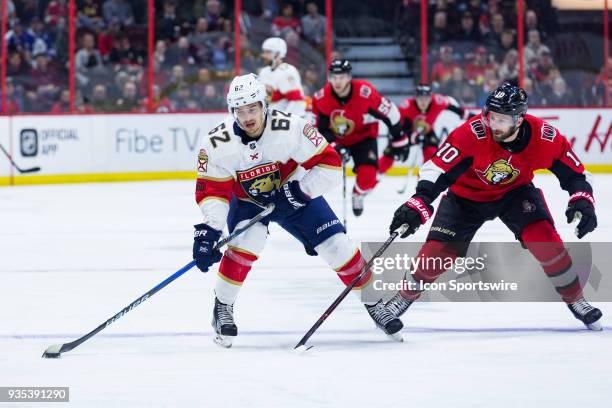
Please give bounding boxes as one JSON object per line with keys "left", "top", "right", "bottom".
{"left": 416, "top": 114, "right": 592, "bottom": 203}
{"left": 399, "top": 94, "right": 464, "bottom": 135}
{"left": 312, "top": 79, "right": 401, "bottom": 147}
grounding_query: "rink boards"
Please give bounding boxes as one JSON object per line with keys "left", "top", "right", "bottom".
{"left": 0, "top": 108, "right": 611, "bottom": 185}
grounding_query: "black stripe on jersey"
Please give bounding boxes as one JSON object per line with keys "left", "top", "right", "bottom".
{"left": 415, "top": 157, "right": 474, "bottom": 204}
{"left": 549, "top": 160, "right": 593, "bottom": 195}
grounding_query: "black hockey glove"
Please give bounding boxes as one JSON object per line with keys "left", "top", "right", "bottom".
{"left": 263, "top": 180, "right": 311, "bottom": 219}
{"left": 331, "top": 142, "right": 351, "bottom": 163}
{"left": 193, "top": 223, "right": 223, "bottom": 272}
{"left": 389, "top": 196, "right": 434, "bottom": 238}
{"left": 565, "top": 192, "right": 597, "bottom": 239}
{"left": 386, "top": 134, "right": 410, "bottom": 162}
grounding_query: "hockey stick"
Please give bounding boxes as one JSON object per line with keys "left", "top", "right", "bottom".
{"left": 0, "top": 144, "right": 41, "bottom": 174}
{"left": 293, "top": 224, "right": 408, "bottom": 352}
{"left": 342, "top": 159, "right": 348, "bottom": 231}
{"left": 397, "top": 147, "right": 421, "bottom": 194}
{"left": 42, "top": 204, "right": 275, "bottom": 358}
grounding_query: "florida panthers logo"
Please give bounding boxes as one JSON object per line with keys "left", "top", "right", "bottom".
{"left": 476, "top": 159, "right": 520, "bottom": 185}
{"left": 237, "top": 162, "right": 282, "bottom": 201}
{"left": 330, "top": 109, "right": 355, "bottom": 137}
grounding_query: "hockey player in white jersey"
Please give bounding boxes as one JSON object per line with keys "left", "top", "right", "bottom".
{"left": 192, "top": 73, "right": 402, "bottom": 347}
{"left": 258, "top": 37, "right": 307, "bottom": 116}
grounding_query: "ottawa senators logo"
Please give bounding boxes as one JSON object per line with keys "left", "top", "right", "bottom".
{"left": 330, "top": 109, "right": 355, "bottom": 137}
{"left": 237, "top": 162, "right": 281, "bottom": 201}
{"left": 412, "top": 115, "right": 432, "bottom": 134}
{"left": 475, "top": 159, "right": 520, "bottom": 185}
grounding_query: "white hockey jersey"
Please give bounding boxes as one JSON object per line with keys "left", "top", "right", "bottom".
{"left": 259, "top": 63, "right": 306, "bottom": 116}
{"left": 195, "top": 109, "right": 342, "bottom": 230}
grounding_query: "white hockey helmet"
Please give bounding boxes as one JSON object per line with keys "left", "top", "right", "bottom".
{"left": 262, "top": 37, "right": 287, "bottom": 60}
{"left": 226, "top": 73, "right": 268, "bottom": 123}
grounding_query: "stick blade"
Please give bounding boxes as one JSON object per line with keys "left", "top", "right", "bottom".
{"left": 292, "top": 344, "right": 313, "bottom": 355}
{"left": 20, "top": 167, "right": 41, "bottom": 174}
{"left": 42, "top": 344, "right": 63, "bottom": 359}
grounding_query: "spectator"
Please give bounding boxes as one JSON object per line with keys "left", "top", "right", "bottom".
{"left": 205, "top": 0, "right": 227, "bottom": 32}
{"left": 28, "top": 51, "right": 60, "bottom": 96}
{"left": 430, "top": 11, "right": 450, "bottom": 44}
{"left": 465, "top": 46, "right": 496, "bottom": 87}
{"left": 441, "top": 66, "right": 468, "bottom": 100}
{"left": 166, "top": 36, "right": 198, "bottom": 66}
{"left": 497, "top": 49, "right": 519, "bottom": 84}
{"left": 103, "top": 0, "right": 134, "bottom": 27}
{"left": 201, "top": 84, "right": 225, "bottom": 109}
{"left": 4, "top": 78, "right": 23, "bottom": 113}
{"left": 16, "top": 0, "right": 38, "bottom": 26}
{"left": 592, "top": 57, "right": 612, "bottom": 105}
{"left": 524, "top": 30, "right": 550, "bottom": 66}
{"left": 115, "top": 80, "right": 140, "bottom": 111}
{"left": 492, "top": 29, "right": 515, "bottom": 63}
{"left": 109, "top": 35, "right": 143, "bottom": 66}
{"left": 171, "top": 85, "right": 196, "bottom": 111}
{"left": 546, "top": 76, "right": 575, "bottom": 106}
{"left": 272, "top": 3, "right": 301, "bottom": 37}
{"left": 302, "top": 65, "right": 320, "bottom": 96}
{"left": 456, "top": 11, "right": 480, "bottom": 43}
{"left": 301, "top": 2, "right": 326, "bottom": 49}
{"left": 97, "top": 18, "right": 121, "bottom": 60}
{"left": 158, "top": 0, "right": 180, "bottom": 41}
{"left": 51, "top": 89, "right": 71, "bottom": 113}
{"left": 525, "top": 9, "right": 545, "bottom": 39}
{"left": 153, "top": 39, "right": 171, "bottom": 72}
{"left": 522, "top": 77, "right": 543, "bottom": 106}
{"left": 483, "top": 13, "right": 504, "bottom": 48}
{"left": 210, "top": 36, "right": 231, "bottom": 70}
{"left": 78, "top": 0, "right": 105, "bottom": 30}
{"left": 75, "top": 32, "right": 106, "bottom": 88}
{"left": 7, "top": 52, "right": 30, "bottom": 80}
{"left": 5, "top": 21, "right": 29, "bottom": 54}
{"left": 90, "top": 84, "right": 115, "bottom": 111}
{"left": 26, "top": 17, "right": 56, "bottom": 58}
{"left": 431, "top": 45, "right": 459, "bottom": 87}
{"left": 45, "top": 0, "right": 68, "bottom": 28}
{"left": 189, "top": 18, "right": 214, "bottom": 63}
{"left": 531, "top": 49, "right": 559, "bottom": 90}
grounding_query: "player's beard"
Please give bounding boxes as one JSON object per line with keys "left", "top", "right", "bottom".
{"left": 492, "top": 127, "right": 517, "bottom": 143}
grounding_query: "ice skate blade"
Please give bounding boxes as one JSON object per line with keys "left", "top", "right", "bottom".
{"left": 213, "top": 334, "right": 235, "bottom": 348}
{"left": 387, "top": 331, "right": 404, "bottom": 342}
{"left": 586, "top": 321, "right": 603, "bottom": 331}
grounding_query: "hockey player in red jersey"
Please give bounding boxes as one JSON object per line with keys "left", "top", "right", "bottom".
{"left": 386, "top": 83, "right": 602, "bottom": 330}
{"left": 379, "top": 83, "right": 467, "bottom": 174}
{"left": 312, "top": 59, "right": 409, "bottom": 216}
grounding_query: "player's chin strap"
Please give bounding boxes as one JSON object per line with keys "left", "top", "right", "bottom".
{"left": 293, "top": 224, "right": 409, "bottom": 352}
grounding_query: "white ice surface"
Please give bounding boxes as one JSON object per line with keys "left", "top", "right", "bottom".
{"left": 0, "top": 174, "right": 610, "bottom": 407}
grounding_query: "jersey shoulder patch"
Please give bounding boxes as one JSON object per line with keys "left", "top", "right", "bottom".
{"left": 313, "top": 88, "right": 325, "bottom": 100}
{"left": 302, "top": 121, "right": 324, "bottom": 148}
{"left": 469, "top": 119, "right": 486, "bottom": 140}
{"left": 359, "top": 84, "right": 372, "bottom": 99}
{"left": 540, "top": 122, "right": 557, "bottom": 142}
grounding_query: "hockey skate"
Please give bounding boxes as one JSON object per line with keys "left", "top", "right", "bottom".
{"left": 385, "top": 292, "right": 414, "bottom": 318}
{"left": 365, "top": 300, "right": 404, "bottom": 341}
{"left": 568, "top": 298, "right": 603, "bottom": 331}
{"left": 352, "top": 191, "right": 365, "bottom": 216}
{"left": 212, "top": 297, "right": 238, "bottom": 348}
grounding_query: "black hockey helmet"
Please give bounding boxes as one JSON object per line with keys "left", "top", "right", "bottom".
{"left": 415, "top": 83, "right": 432, "bottom": 96}
{"left": 329, "top": 59, "right": 352, "bottom": 75}
{"left": 483, "top": 83, "right": 528, "bottom": 119}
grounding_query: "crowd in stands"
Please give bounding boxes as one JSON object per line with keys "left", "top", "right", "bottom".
{"left": 2, "top": 0, "right": 327, "bottom": 113}
{"left": 398, "top": 0, "right": 609, "bottom": 107}
{"left": 2, "top": 1, "right": 608, "bottom": 113}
